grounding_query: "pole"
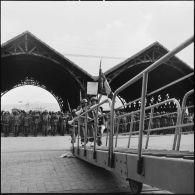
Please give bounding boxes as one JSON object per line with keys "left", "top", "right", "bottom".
{"left": 67, "top": 100, "right": 71, "bottom": 113}
{"left": 80, "top": 90, "right": 82, "bottom": 102}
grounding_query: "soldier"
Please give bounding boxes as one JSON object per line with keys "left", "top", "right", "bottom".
{"left": 23, "top": 112, "right": 29, "bottom": 136}
{"left": 50, "top": 112, "right": 55, "bottom": 136}
{"left": 51, "top": 112, "right": 58, "bottom": 136}
{"left": 13, "top": 109, "right": 20, "bottom": 137}
{"left": 3, "top": 112, "right": 10, "bottom": 137}
{"left": 1, "top": 111, "right": 4, "bottom": 135}
{"left": 97, "top": 106, "right": 105, "bottom": 146}
{"left": 42, "top": 111, "right": 49, "bottom": 136}
{"left": 54, "top": 112, "right": 59, "bottom": 136}
{"left": 59, "top": 112, "right": 65, "bottom": 136}
{"left": 19, "top": 111, "right": 25, "bottom": 136}
{"left": 46, "top": 112, "right": 51, "bottom": 135}
{"left": 9, "top": 111, "right": 14, "bottom": 135}
{"left": 1, "top": 111, "right": 4, "bottom": 134}
{"left": 87, "top": 97, "right": 100, "bottom": 147}
{"left": 68, "top": 109, "right": 78, "bottom": 143}
{"left": 76, "top": 98, "right": 89, "bottom": 146}
{"left": 34, "top": 111, "right": 40, "bottom": 136}
{"left": 28, "top": 111, "right": 33, "bottom": 135}
{"left": 38, "top": 111, "right": 42, "bottom": 135}
{"left": 62, "top": 112, "right": 68, "bottom": 134}
{"left": 31, "top": 111, "right": 35, "bottom": 136}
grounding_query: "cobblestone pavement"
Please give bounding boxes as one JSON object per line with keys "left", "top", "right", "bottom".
{"left": 1, "top": 136, "right": 170, "bottom": 193}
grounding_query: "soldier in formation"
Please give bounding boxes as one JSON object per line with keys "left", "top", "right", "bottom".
{"left": 42, "top": 111, "right": 49, "bottom": 136}
{"left": 1, "top": 109, "right": 69, "bottom": 137}
{"left": 23, "top": 112, "right": 29, "bottom": 136}
{"left": 2, "top": 111, "right": 10, "bottom": 137}
{"left": 13, "top": 110, "right": 20, "bottom": 137}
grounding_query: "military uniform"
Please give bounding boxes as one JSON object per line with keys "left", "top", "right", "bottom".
{"left": 28, "top": 113, "right": 33, "bottom": 135}
{"left": 34, "top": 112, "right": 40, "bottom": 136}
{"left": 13, "top": 111, "right": 20, "bottom": 137}
{"left": 89, "top": 97, "right": 105, "bottom": 146}
{"left": 59, "top": 112, "right": 65, "bottom": 136}
{"left": 19, "top": 112, "right": 25, "bottom": 136}
{"left": 42, "top": 111, "right": 49, "bottom": 136}
{"left": 76, "top": 99, "right": 89, "bottom": 145}
{"left": 9, "top": 113, "right": 14, "bottom": 135}
{"left": 23, "top": 114, "right": 29, "bottom": 136}
{"left": 87, "top": 97, "right": 98, "bottom": 145}
{"left": 68, "top": 109, "right": 78, "bottom": 143}
{"left": 3, "top": 112, "right": 10, "bottom": 137}
{"left": 52, "top": 113, "right": 59, "bottom": 136}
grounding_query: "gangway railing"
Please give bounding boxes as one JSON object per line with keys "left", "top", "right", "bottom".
{"left": 176, "top": 90, "right": 194, "bottom": 151}
{"left": 111, "top": 74, "right": 194, "bottom": 152}
{"left": 113, "top": 98, "right": 182, "bottom": 150}
{"left": 71, "top": 98, "right": 111, "bottom": 158}
{"left": 72, "top": 35, "right": 194, "bottom": 194}
{"left": 114, "top": 72, "right": 194, "bottom": 111}
{"left": 109, "top": 35, "right": 194, "bottom": 173}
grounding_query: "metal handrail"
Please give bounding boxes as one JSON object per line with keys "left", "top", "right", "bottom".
{"left": 176, "top": 90, "right": 194, "bottom": 151}
{"left": 72, "top": 99, "right": 111, "bottom": 121}
{"left": 109, "top": 35, "right": 194, "bottom": 171}
{"left": 113, "top": 98, "right": 181, "bottom": 149}
{"left": 115, "top": 99, "right": 179, "bottom": 120}
{"left": 114, "top": 72, "right": 194, "bottom": 111}
{"left": 72, "top": 98, "right": 112, "bottom": 157}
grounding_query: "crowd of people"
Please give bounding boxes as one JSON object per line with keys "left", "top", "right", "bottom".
{"left": 1, "top": 97, "right": 107, "bottom": 147}
{"left": 1, "top": 95, "right": 194, "bottom": 145}
{"left": 1, "top": 109, "right": 71, "bottom": 137}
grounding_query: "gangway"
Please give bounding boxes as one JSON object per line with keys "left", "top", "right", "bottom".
{"left": 71, "top": 36, "right": 194, "bottom": 194}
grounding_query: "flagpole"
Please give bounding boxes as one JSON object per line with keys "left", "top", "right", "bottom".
{"left": 67, "top": 100, "right": 71, "bottom": 113}
{"left": 80, "top": 90, "right": 82, "bottom": 102}
{"left": 98, "top": 59, "right": 103, "bottom": 102}
{"left": 93, "top": 59, "right": 102, "bottom": 158}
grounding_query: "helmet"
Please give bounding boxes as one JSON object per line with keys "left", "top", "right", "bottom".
{"left": 72, "top": 109, "right": 76, "bottom": 113}
{"left": 90, "top": 97, "right": 98, "bottom": 102}
{"left": 81, "top": 99, "right": 88, "bottom": 104}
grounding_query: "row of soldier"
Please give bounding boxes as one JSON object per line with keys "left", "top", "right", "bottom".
{"left": 114, "top": 102, "right": 194, "bottom": 135}
{"left": 1, "top": 97, "right": 108, "bottom": 148}
{"left": 68, "top": 97, "right": 107, "bottom": 147}
{"left": 1, "top": 109, "right": 72, "bottom": 137}
{"left": 2, "top": 96, "right": 193, "bottom": 140}
{"left": 67, "top": 97, "right": 194, "bottom": 147}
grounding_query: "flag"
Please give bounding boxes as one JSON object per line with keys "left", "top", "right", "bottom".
{"left": 98, "top": 60, "right": 113, "bottom": 99}
{"left": 102, "top": 73, "right": 114, "bottom": 99}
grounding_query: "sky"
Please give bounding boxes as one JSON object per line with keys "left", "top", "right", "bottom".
{"left": 1, "top": 1, "right": 194, "bottom": 106}
{"left": 1, "top": 86, "right": 59, "bottom": 105}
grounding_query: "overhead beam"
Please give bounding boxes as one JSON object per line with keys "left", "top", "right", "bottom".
{"left": 25, "top": 33, "right": 28, "bottom": 52}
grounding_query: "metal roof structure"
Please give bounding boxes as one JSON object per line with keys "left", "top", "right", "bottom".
{"left": 104, "top": 41, "right": 194, "bottom": 103}
{"left": 1, "top": 31, "right": 94, "bottom": 111}
{"left": 1, "top": 31, "right": 194, "bottom": 111}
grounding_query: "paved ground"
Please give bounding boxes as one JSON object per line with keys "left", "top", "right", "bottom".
{"left": 1, "top": 135, "right": 171, "bottom": 193}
